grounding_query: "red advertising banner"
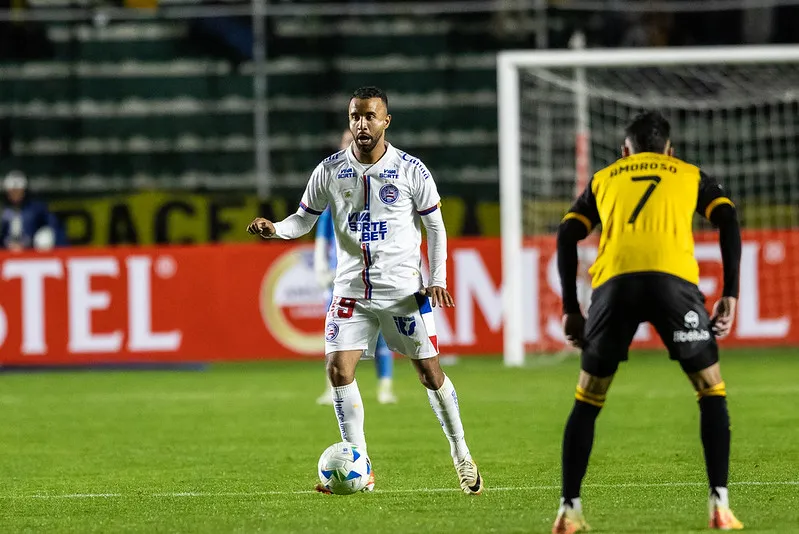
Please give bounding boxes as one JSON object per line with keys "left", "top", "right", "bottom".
{"left": 0, "top": 231, "right": 797, "bottom": 365}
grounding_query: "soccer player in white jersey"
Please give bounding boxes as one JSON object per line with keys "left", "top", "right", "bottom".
{"left": 315, "top": 129, "right": 398, "bottom": 406}
{"left": 247, "top": 86, "right": 483, "bottom": 495}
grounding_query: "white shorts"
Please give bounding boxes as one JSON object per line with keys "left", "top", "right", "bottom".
{"left": 324, "top": 293, "right": 439, "bottom": 360}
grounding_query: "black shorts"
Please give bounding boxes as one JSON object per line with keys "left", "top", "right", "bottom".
{"left": 581, "top": 272, "right": 719, "bottom": 377}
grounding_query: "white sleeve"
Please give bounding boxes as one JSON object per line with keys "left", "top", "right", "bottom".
{"left": 272, "top": 211, "right": 318, "bottom": 240}
{"left": 273, "top": 164, "right": 328, "bottom": 239}
{"left": 411, "top": 160, "right": 442, "bottom": 216}
{"left": 298, "top": 163, "right": 329, "bottom": 216}
{"left": 421, "top": 208, "right": 447, "bottom": 288}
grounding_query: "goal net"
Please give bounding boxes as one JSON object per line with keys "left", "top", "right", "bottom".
{"left": 498, "top": 45, "right": 799, "bottom": 366}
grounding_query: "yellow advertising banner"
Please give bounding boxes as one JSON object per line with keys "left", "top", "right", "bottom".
{"left": 50, "top": 192, "right": 502, "bottom": 246}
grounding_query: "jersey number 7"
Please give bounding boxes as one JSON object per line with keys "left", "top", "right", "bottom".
{"left": 627, "top": 175, "right": 662, "bottom": 224}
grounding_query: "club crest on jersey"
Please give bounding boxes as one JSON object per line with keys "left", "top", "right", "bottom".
{"left": 379, "top": 183, "right": 400, "bottom": 205}
{"left": 325, "top": 322, "right": 339, "bottom": 341}
{"left": 336, "top": 167, "right": 356, "bottom": 180}
{"left": 379, "top": 168, "right": 398, "bottom": 179}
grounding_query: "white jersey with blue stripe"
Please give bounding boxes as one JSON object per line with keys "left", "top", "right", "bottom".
{"left": 298, "top": 142, "right": 441, "bottom": 300}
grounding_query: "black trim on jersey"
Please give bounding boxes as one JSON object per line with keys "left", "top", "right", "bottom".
{"left": 709, "top": 204, "right": 741, "bottom": 298}
{"left": 696, "top": 171, "right": 727, "bottom": 218}
{"left": 557, "top": 218, "right": 590, "bottom": 314}
{"left": 567, "top": 179, "right": 601, "bottom": 228}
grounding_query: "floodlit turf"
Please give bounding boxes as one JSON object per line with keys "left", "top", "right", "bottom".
{"left": 1, "top": 350, "right": 798, "bottom": 533}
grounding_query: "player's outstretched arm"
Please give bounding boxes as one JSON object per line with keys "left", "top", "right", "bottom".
{"left": 557, "top": 218, "right": 590, "bottom": 347}
{"left": 708, "top": 203, "right": 741, "bottom": 337}
{"left": 420, "top": 206, "right": 454, "bottom": 308}
{"left": 246, "top": 210, "right": 320, "bottom": 241}
{"left": 247, "top": 217, "right": 276, "bottom": 238}
{"left": 249, "top": 163, "right": 328, "bottom": 241}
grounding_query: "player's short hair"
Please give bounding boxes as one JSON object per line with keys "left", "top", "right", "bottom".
{"left": 625, "top": 111, "right": 671, "bottom": 153}
{"left": 351, "top": 86, "right": 388, "bottom": 108}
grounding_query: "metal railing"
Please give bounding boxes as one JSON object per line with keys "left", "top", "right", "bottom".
{"left": 2, "top": 0, "right": 545, "bottom": 22}
{"left": 3, "top": 0, "right": 797, "bottom": 22}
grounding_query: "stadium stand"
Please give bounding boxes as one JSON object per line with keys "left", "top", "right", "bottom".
{"left": 0, "top": 3, "right": 522, "bottom": 194}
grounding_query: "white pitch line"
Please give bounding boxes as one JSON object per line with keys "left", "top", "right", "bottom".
{"left": 29, "top": 493, "right": 124, "bottom": 499}
{"left": 9, "top": 480, "right": 798, "bottom": 500}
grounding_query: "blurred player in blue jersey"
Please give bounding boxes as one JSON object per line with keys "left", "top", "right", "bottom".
{"left": 314, "top": 130, "right": 397, "bottom": 405}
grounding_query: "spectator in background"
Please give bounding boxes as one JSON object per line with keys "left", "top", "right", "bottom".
{"left": 1, "top": 171, "right": 67, "bottom": 251}
{"left": 621, "top": 12, "right": 674, "bottom": 47}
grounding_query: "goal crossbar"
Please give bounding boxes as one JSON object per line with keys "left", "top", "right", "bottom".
{"left": 498, "top": 45, "right": 799, "bottom": 69}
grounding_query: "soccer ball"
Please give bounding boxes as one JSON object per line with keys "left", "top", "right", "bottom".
{"left": 317, "top": 442, "right": 371, "bottom": 495}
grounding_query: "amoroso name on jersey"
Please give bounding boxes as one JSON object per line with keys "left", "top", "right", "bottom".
{"left": 609, "top": 161, "right": 678, "bottom": 178}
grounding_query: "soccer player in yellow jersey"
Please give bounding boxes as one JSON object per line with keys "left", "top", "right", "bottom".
{"left": 552, "top": 111, "right": 744, "bottom": 533}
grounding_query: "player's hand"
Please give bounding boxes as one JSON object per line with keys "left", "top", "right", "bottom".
{"left": 246, "top": 217, "right": 276, "bottom": 239}
{"left": 422, "top": 286, "right": 454, "bottom": 308}
{"left": 710, "top": 296, "right": 737, "bottom": 338}
{"left": 562, "top": 313, "right": 586, "bottom": 348}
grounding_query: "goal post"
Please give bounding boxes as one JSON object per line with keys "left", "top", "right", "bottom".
{"left": 498, "top": 44, "right": 799, "bottom": 367}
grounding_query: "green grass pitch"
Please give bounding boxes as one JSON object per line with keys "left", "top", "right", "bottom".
{"left": 1, "top": 350, "right": 797, "bottom": 533}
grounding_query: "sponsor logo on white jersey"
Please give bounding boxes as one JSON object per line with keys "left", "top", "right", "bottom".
{"left": 347, "top": 211, "right": 389, "bottom": 242}
{"left": 399, "top": 151, "right": 431, "bottom": 180}
{"left": 336, "top": 167, "right": 356, "bottom": 180}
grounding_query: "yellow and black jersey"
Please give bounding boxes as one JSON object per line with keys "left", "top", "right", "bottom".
{"left": 563, "top": 152, "right": 734, "bottom": 289}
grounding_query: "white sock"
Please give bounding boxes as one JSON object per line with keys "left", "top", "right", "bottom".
{"left": 711, "top": 487, "right": 729, "bottom": 507}
{"left": 332, "top": 380, "right": 367, "bottom": 455}
{"left": 427, "top": 375, "right": 470, "bottom": 463}
{"left": 560, "top": 496, "right": 582, "bottom": 512}
{"left": 378, "top": 377, "right": 392, "bottom": 389}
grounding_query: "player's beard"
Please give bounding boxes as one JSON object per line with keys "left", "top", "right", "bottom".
{"left": 354, "top": 132, "right": 380, "bottom": 153}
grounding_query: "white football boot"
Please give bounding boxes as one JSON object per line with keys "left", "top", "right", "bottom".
{"left": 455, "top": 456, "right": 483, "bottom": 495}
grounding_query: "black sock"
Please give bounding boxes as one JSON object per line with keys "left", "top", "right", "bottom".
{"left": 562, "top": 400, "right": 602, "bottom": 501}
{"left": 699, "top": 395, "right": 730, "bottom": 489}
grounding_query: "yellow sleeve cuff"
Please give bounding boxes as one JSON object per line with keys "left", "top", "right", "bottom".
{"left": 562, "top": 212, "right": 593, "bottom": 233}
{"left": 704, "top": 197, "right": 735, "bottom": 220}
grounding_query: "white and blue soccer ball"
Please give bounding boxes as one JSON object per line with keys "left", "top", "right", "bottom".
{"left": 317, "top": 442, "right": 371, "bottom": 495}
